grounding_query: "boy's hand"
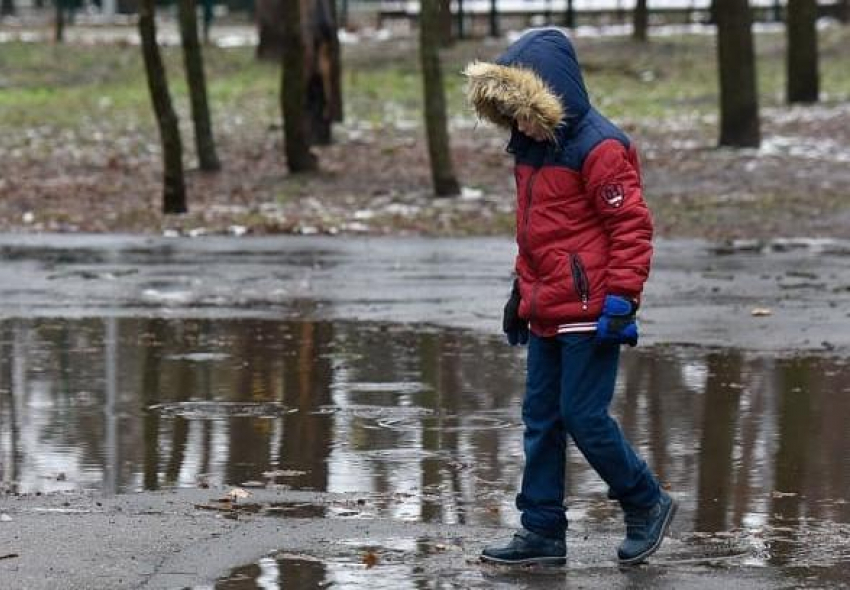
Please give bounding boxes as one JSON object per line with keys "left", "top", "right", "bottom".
{"left": 596, "top": 295, "right": 639, "bottom": 347}
{"left": 503, "top": 279, "right": 529, "bottom": 346}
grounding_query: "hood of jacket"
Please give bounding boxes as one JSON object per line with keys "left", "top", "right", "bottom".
{"left": 464, "top": 28, "right": 590, "bottom": 149}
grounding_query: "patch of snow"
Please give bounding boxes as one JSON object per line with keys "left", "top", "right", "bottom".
{"left": 342, "top": 222, "right": 371, "bottom": 232}
{"left": 142, "top": 289, "right": 193, "bottom": 304}
{"left": 354, "top": 209, "right": 376, "bottom": 220}
{"left": 460, "top": 187, "right": 485, "bottom": 200}
{"left": 761, "top": 135, "right": 850, "bottom": 164}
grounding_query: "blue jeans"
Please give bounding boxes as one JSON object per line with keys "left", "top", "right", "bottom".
{"left": 517, "top": 333, "right": 660, "bottom": 539}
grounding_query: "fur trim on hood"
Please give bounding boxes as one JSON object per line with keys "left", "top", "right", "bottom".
{"left": 463, "top": 61, "right": 564, "bottom": 141}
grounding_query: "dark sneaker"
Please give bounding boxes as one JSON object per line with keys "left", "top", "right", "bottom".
{"left": 480, "top": 528, "right": 566, "bottom": 566}
{"left": 618, "top": 492, "right": 677, "bottom": 565}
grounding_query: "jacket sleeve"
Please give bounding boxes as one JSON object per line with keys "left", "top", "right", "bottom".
{"left": 581, "top": 139, "right": 654, "bottom": 301}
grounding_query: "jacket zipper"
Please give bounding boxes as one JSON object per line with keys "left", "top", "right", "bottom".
{"left": 521, "top": 169, "right": 539, "bottom": 255}
{"left": 523, "top": 169, "right": 540, "bottom": 320}
{"left": 570, "top": 254, "right": 590, "bottom": 311}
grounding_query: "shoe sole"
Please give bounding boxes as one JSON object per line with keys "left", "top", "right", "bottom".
{"left": 480, "top": 555, "right": 567, "bottom": 567}
{"left": 618, "top": 497, "right": 678, "bottom": 566}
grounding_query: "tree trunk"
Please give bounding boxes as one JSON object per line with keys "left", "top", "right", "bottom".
{"left": 488, "top": 0, "right": 499, "bottom": 37}
{"left": 305, "top": 0, "right": 336, "bottom": 145}
{"left": 201, "top": 0, "right": 214, "bottom": 44}
{"left": 327, "top": 0, "right": 343, "bottom": 122}
{"left": 259, "top": 0, "right": 338, "bottom": 143}
{"left": 438, "top": 0, "right": 453, "bottom": 47}
{"left": 419, "top": 0, "right": 460, "bottom": 197}
{"left": 715, "top": 0, "right": 760, "bottom": 148}
{"left": 139, "top": 0, "right": 187, "bottom": 213}
{"left": 633, "top": 0, "right": 649, "bottom": 42}
{"left": 563, "top": 0, "right": 575, "bottom": 28}
{"left": 256, "top": 0, "right": 285, "bottom": 60}
{"left": 786, "top": 0, "right": 819, "bottom": 103}
{"left": 178, "top": 0, "right": 221, "bottom": 171}
{"left": 840, "top": 0, "right": 849, "bottom": 23}
{"left": 55, "top": 0, "right": 65, "bottom": 43}
{"left": 280, "top": 0, "right": 317, "bottom": 172}
{"left": 1, "top": 0, "right": 15, "bottom": 16}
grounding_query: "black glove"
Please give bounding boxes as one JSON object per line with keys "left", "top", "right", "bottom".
{"left": 503, "top": 279, "right": 529, "bottom": 346}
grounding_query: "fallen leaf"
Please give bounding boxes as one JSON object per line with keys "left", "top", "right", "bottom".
{"left": 362, "top": 551, "right": 378, "bottom": 568}
{"left": 751, "top": 308, "right": 772, "bottom": 317}
{"left": 227, "top": 488, "right": 251, "bottom": 500}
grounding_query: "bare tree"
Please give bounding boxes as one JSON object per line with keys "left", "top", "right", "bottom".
{"left": 715, "top": 0, "right": 760, "bottom": 147}
{"left": 256, "top": 0, "right": 285, "bottom": 60}
{"left": 304, "top": 0, "right": 336, "bottom": 144}
{"left": 419, "top": 0, "right": 460, "bottom": 196}
{"left": 281, "top": 0, "right": 317, "bottom": 172}
{"left": 786, "top": 0, "right": 819, "bottom": 103}
{"left": 178, "top": 0, "right": 221, "bottom": 171}
{"left": 563, "top": 0, "right": 576, "bottom": 28}
{"left": 438, "top": 0, "right": 453, "bottom": 46}
{"left": 488, "top": 0, "right": 499, "bottom": 37}
{"left": 633, "top": 0, "right": 649, "bottom": 42}
{"left": 139, "top": 0, "right": 187, "bottom": 213}
{"left": 327, "top": 0, "right": 344, "bottom": 123}
{"left": 257, "top": 0, "right": 339, "bottom": 145}
{"left": 55, "top": 0, "right": 65, "bottom": 43}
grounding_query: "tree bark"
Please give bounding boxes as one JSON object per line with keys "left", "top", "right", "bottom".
{"left": 438, "top": 0, "right": 453, "bottom": 47}
{"left": 564, "top": 0, "right": 576, "bottom": 28}
{"left": 633, "top": 0, "right": 649, "bottom": 42}
{"left": 258, "top": 0, "right": 338, "bottom": 143}
{"left": 280, "top": 0, "right": 317, "bottom": 172}
{"left": 256, "top": 0, "right": 285, "bottom": 60}
{"left": 715, "top": 0, "right": 760, "bottom": 148}
{"left": 786, "top": 0, "right": 819, "bottom": 103}
{"left": 305, "top": 0, "right": 336, "bottom": 145}
{"left": 178, "top": 0, "right": 221, "bottom": 171}
{"left": 327, "top": 0, "right": 343, "bottom": 122}
{"left": 139, "top": 0, "right": 188, "bottom": 213}
{"left": 55, "top": 0, "right": 65, "bottom": 43}
{"left": 419, "top": 0, "right": 460, "bottom": 197}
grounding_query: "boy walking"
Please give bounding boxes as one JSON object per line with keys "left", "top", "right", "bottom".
{"left": 464, "top": 28, "right": 675, "bottom": 566}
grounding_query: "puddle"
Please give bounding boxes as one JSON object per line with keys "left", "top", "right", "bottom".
{"left": 210, "top": 532, "right": 823, "bottom": 589}
{"left": 2, "top": 317, "right": 850, "bottom": 584}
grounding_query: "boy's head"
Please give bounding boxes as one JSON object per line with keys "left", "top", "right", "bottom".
{"left": 463, "top": 28, "right": 590, "bottom": 143}
{"left": 463, "top": 61, "right": 563, "bottom": 142}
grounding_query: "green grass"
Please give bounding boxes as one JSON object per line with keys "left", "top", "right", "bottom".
{"left": 1, "top": 26, "right": 849, "bottom": 136}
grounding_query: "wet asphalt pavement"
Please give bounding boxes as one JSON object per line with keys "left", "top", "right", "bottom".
{"left": 1, "top": 234, "right": 849, "bottom": 589}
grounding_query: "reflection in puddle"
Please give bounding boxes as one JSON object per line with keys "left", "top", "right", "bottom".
{"left": 211, "top": 534, "right": 763, "bottom": 589}
{"left": 1, "top": 318, "right": 850, "bottom": 584}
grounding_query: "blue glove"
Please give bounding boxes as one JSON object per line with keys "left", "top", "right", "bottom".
{"left": 503, "top": 279, "right": 529, "bottom": 346}
{"left": 596, "top": 295, "right": 639, "bottom": 347}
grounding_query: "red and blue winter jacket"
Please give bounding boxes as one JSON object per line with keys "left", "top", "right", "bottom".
{"left": 466, "top": 29, "right": 654, "bottom": 337}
